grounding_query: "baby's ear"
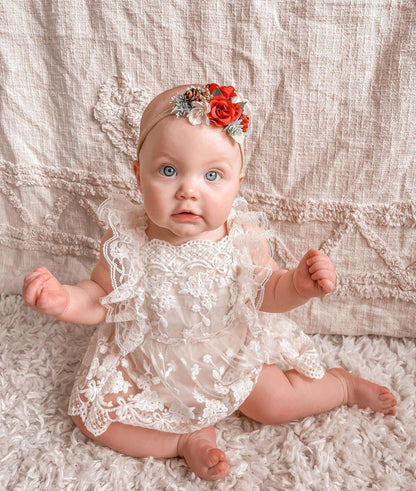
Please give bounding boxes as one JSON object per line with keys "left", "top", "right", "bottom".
{"left": 132, "top": 160, "right": 141, "bottom": 188}
{"left": 239, "top": 172, "right": 245, "bottom": 186}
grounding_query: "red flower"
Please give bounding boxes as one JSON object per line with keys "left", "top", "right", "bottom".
{"left": 218, "top": 85, "right": 237, "bottom": 98}
{"left": 206, "top": 84, "right": 237, "bottom": 99}
{"left": 207, "top": 96, "right": 242, "bottom": 127}
{"left": 241, "top": 116, "right": 250, "bottom": 132}
{"left": 206, "top": 83, "right": 220, "bottom": 94}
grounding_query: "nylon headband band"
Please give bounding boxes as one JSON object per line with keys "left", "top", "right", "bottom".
{"left": 137, "top": 108, "right": 245, "bottom": 167}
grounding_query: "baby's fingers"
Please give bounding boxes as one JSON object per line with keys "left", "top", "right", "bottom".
{"left": 308, "top": 259, "right": 334, "bottom": 275}
{"left": 23, "top": 272, "right": 49, "bottom": 306}
{"left": 310, "top": 269, "right": 334, "bottom": 281}
{"left": 306, "top": 251, "right": 332, "bottom": 266}
{"left": 317, "top": 278, "right": 335, "bottom": 294}
{"left": 23, "top": 267, "right": 50, "bottom": 286}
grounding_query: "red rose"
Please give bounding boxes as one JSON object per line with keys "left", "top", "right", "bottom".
{"left": 241, "top": 116, "right": 249, "bottom": 132}
{"left": 207, "top": 96, "right": 242, "bottom": 127}
{"left": 206, "top": 84, "right": 237, "bottom": 99}
{"left": 206, "top": 83, "right": 220, "bottom": 94}
{"left": 218, "top": 85, "right": 237, "bottom": 98}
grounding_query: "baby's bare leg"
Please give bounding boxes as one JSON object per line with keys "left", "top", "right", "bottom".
{"left": 239, "top": 365, "right": 397, "bottom": 425}
{"left": 71, "top": 416, "right": 230, "bottom": 481}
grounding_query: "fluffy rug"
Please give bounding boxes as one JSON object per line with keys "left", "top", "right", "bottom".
{"left": 1, "top": 294, "right": 415, "bottom": 490}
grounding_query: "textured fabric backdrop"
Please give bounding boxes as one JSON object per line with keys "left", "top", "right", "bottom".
{"left": 0, "top": 1, "right": 415, "bottom": 336}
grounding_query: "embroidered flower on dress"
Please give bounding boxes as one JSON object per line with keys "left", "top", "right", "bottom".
{"left": 99, "top": 344, "right": 108, "bottom": 354}
{"left": 107, "top": 370, "right": 132, "bottom": 394}
{"left": 179, "top": 272, "right": 213, "bottom": 298}
{"left": 191, "top": 363, "right": 200, "bottom": 380}
{"left": 159, "top": 295, "right": 176, "bottom": 311}
{"left": 201, "top": 398, "right": 229, "bottom": 420}
{"left": 84, "top": 379, "right": 101, "bottom": 402}
{"left": 230, "top": 377, "right": 254, "bottom": 404}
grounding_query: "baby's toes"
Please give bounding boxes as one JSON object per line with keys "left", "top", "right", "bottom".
{"left": 379, "top": 393, "right": 397, "bottom": 412}
{"left": 385, "top": 406, "right": 396, "bottom": 415}
{"left": 379, "top": 386, "right": 392, "bottom": 395}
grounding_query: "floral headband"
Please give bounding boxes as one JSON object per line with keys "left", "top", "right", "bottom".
{"left": 170, "top": 84, "right": 251, "bottom": 144}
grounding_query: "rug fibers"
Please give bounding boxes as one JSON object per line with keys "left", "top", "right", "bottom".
{"left": 0, "top": 295, "right": 415, "bottom": 490}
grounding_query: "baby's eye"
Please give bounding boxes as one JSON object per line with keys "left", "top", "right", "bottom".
{"left": 205, "top": 170, "right": 221, "bottom": 182}
{"left": 160, "top": 165, "right": 176, "bottom": 177}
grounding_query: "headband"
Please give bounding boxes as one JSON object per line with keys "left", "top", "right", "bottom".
{"left": 137, "top": 84, "right": 251, "bottom": 166}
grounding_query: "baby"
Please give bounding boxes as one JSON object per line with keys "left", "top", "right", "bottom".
{"left": 23, "top": 83, "right": 397, "bottom": 481}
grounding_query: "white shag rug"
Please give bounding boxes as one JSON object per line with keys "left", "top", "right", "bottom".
{"left": 1, "top": 295, "right": 415, "bottom": 491}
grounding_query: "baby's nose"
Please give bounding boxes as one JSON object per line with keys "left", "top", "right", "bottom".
{"left": 176, "top": 178, "right": 200, "bottom": 200}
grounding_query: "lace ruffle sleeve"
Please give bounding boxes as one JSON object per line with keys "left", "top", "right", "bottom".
{"left": 228, "top": 198, "right": 275, "bottom": 334}
{"left": 97, "top": 194, "right": 150, "bottom": 356}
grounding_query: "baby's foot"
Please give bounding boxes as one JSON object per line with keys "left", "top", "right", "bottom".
{"left": 329, "top": 368, "right": 397, "bottom": 415}
{"left": 177, "top": 426, "right": 230, "bottom": 481}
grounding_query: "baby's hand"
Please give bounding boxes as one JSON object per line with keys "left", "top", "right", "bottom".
{"left": 293, "top": 249, "right": 336, "bottom": 299}
{"left": 22, "top": 267, "right": 69, "bottom": 317}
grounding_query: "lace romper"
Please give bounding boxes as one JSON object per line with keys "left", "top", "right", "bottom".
{"left": 68, "top": 195, "right": 325, "bottom": 436}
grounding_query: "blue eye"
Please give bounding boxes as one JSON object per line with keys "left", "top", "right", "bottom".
{"left": 161, "top": 165, "right": 176, "bottom": 177}
{"left": 205, "top": 171, "right": 221, "bottom": 182}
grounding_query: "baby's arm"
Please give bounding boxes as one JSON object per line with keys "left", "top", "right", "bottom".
{"left": 260, "top": 249, "right": 336, "bottom": 313}
{"left": 23, "top": 229, "right": 113, "bottom": 325}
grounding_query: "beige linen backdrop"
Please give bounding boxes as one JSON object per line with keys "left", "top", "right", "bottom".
{"left": 0, "top": 1, "right": 415, "bottom": 336}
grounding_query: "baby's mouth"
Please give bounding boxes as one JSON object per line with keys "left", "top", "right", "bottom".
{"left": 172, "top": 211, "right": 201, "bottom": 221}
{"left": 175, "top": 210, "right": 198, "bottom": 216}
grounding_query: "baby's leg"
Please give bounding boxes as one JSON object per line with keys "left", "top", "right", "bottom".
{"left": 239, "top": 365, "right": 397, "bottom": 425}
{"left": 71, "top": 416, "right": 230, "bottom": 481}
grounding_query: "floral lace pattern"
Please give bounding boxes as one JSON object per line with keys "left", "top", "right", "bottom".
{"left": 68, "top": 195, "right": 325, "bottom": 436}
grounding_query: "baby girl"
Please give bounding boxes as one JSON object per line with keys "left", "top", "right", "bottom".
{"left": 23, "top": 83, "right": 397, "bottom": 481}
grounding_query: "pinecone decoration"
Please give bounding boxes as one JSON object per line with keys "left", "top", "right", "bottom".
{"left": 184, "top": 86, "right": 203, "bottom": 103}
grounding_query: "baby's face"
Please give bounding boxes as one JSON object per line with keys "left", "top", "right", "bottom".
{"left": 136, "top": 116, "right": 244, "bottom": 244}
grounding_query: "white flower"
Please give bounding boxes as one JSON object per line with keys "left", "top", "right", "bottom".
{"left": 169, "top": 399, "right": 196, "bottom": 422}
{"left": 159, "top": 294, "right": 176, "bottom": 311}
{"left": 231, "top": 378, "right": 254, "bottom": 403}
{"left": 203, "top": 354, "right": 212, "bottom": 364}
{"left": 108, "top": 370, "right": 132, "bottom": 394}
{"left": 180, "top": 272, "right": 213, "bottom": 298}
{"left": 201, "top": 296, "right": 215, "bottom": 310}
{"left": 202, "top": 398, "right": 228, "bottom": 420}
{"left": 191, "top": 363, "right": 200, "bottom": 380}
{"left": 86, "top": 357, "right": 100, "bottom": 380}
{"left": 84, "top": 380, "right": 100, "bottom": 401}
{"left": 231, "top": 93, "right": 252, "bottom": 117}
{"left": 148, "top": 275, "right": 172, "bottom": 299}
{"left": 214, "top": 382, "right": 229, "bottom": 395}
{"left": 188, "top": 101, "right": 210, "bottom": 125}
